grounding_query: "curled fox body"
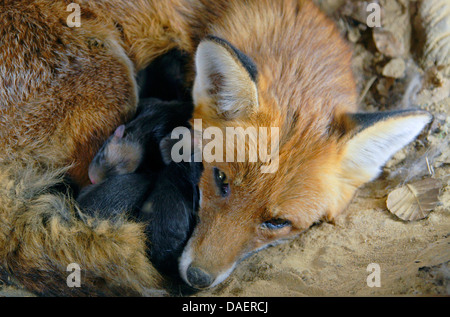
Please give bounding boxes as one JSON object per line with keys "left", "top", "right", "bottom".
{"left": 0, "top": 0, "right": 431, "bottom": 295}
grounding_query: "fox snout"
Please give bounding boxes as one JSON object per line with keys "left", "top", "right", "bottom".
{"left": 185, "top": 266, "right": 214, "bottom": 289}
{"left": 179, "top": 233, "right": 238, "bottom": 289}
{"left": 180, "top": 245, "right": 213, "bottom": 289}
{"left": 180, "top": 260, "right": 237, "bottom": 290}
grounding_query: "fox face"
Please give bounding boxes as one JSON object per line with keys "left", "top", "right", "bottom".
{"left": 179, "top": 36, "right": 432, "bottom": 289}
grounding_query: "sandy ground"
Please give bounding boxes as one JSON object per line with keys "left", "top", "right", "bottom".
{"left": 1, "top": 0, "right": 448, "bottom": 297}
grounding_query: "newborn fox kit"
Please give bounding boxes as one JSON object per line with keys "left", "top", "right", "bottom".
{"left": 88, "top": 98, "right": 193, "bottom": 184}
{"left": 178, "top": 28, "right": 431, "bottom": 289}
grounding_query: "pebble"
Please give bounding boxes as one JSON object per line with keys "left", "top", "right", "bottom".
{"left": 382, "top": 58, "right": 406, "bottom": 78}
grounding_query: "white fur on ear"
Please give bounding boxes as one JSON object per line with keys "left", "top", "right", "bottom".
{"left": 193, "top": 38, "right": 258, "bottom": 119}
{"left": 341, "top": 111, "right": 432, "bottom": 184}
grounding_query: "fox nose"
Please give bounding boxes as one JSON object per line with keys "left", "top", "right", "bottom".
{"left": 186, "top": 265, "right": 213, "bottom": 289}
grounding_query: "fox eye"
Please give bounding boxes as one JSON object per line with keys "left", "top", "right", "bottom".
{"left": 213, "top": 167, "right": 230, "bottom": 197}
{"left": 262, "top": 218, "right": 291, "bottom": 230}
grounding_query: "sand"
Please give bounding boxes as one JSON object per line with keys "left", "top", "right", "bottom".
{"left": 0, "top": 0, "right": 448, "bottom": 297}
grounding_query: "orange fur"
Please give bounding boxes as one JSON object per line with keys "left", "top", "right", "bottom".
{"left": 181, "top": 0, "right": 359, "bottom": 285}
{"left": 178, "top": 0, "right": 430, "bottom": 288}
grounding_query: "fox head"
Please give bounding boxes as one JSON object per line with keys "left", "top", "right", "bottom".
{"left": 179, "top": 36, "right": 432, "bottom": 289}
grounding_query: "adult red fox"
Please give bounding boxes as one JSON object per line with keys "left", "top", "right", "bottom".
{"left": 0, "top": 0, "right": 431, "bottom": 295}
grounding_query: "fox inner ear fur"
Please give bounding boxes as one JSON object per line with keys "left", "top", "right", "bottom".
{"left": 193, "top": 35, "right": 259, "bottom": 120}
{"left": 338, "top": 110, "right": 432, "bottom": 186}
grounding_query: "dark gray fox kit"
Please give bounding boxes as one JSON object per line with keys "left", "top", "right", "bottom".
{"left": 78, "top": 96, "right": 203, "bottom": 277}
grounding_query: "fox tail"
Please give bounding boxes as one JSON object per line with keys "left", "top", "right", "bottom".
{"left": 0, "top": 161, "right": 162, "bottom": 296}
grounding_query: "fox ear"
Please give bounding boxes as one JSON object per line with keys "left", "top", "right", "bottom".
{"left": 338, "top": 110, "right": 432, "bottom": 185}
{"left": 193, "top": 35, "right": 259, "bottom": 119}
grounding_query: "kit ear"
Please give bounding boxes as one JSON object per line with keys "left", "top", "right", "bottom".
{"left": 338, "top": 110, "right": 432, "bottom": 185}
{"left": 159, "top": 128, "right": 201, "bottom": 165}
{"left": 113, "top": 125, "right": 125, "bottom": 139}
{"left": 159, "top": 134, "right": 176, "bottom": 166}
{"left": 193, "top": 35, "right": 259, "bottom": 120}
